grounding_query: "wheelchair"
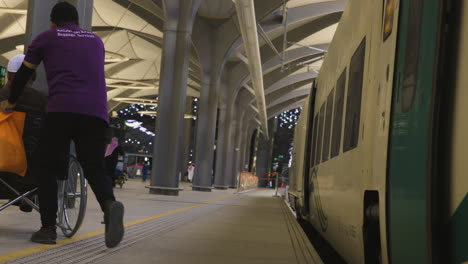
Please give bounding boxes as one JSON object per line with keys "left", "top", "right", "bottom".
{"left": 115, "top": 171, "right": 127, "bottom": 189}
{"left": 0, "top": 112, "right": 87, "bottom": 238}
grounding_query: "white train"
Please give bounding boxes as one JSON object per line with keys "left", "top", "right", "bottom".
{"left": 288, "top": 0, "right": 468, "bottom": 263}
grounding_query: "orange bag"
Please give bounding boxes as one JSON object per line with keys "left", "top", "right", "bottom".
{"left": 0, "top": 112, "right": 27, "bottom": 176}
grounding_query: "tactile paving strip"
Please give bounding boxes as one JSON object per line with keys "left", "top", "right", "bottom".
{"left": 4, "top": 196, "right": 241, "bottom": 264}
{"left": 279, "top": 199, "right": 323, "bottom": 264}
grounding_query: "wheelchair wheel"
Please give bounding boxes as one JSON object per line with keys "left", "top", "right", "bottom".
{"left": 57, "top": 155, "right": 87, "bottom": 238}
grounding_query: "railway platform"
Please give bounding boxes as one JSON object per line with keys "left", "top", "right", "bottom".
{"left": 0, "top": 179, "right": 322, "bottom": 264}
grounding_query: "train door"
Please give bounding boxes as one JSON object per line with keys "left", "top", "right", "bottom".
{"left": 386, "top": 0, "right": 443, "bottom": 263}
{"left": 302, "top": 82, "right": 317, "bottom": 218}
{"left": 433, "top": 1, "right": 468, "bottom": 263}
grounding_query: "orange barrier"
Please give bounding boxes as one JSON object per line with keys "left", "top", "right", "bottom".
{"left": 237, "top": 171, "right": 286, "bottom": 191}
{"left": 238, "top": 171, "right": 278, "bottom": 181}
{"left": 237, "top": 171, "right": 259, "bottom": 192}
{"left": 241, "top": 171, "right": 278, "bottom": 175}
{"left": 239, "top": 171, "right": 279, "bottom": 181}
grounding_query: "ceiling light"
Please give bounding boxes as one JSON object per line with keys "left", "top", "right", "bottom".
{"left": 138, "top": 111, "right": 195, "bottom": 119}
{"left": 124, "top": 120, "right": 143, "bottom": 128}
{"left": 112, "top": 97, "right": 158, "bottom": 106}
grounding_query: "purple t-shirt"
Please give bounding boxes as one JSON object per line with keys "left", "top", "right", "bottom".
{"left": 25, "top": 24, "right": 108, "bottom": 123}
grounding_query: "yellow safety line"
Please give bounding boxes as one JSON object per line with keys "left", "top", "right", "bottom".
{"left": 0, "top": 194, "right": 239, "bottom": 263}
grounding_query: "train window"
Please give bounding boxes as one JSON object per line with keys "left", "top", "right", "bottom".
{"left": 331, "top": 69, "right": 346, "bottom": 158}
{"left": 322, "top": 89, "right": 334, "bottom": 162}
{"left": 311, "top": 114, "right": 319, "bottom": 167}
{"left": 316, "top": 104, "right": 325, "bottom": 165}
{"left": 343, "top": 38, "right": 366, "bottom": 152}
{"left": 383, "top": 0, "right": 396, "bottom": 41}
{"left": 401, "top": 0, "right": 423, "bottom": 112}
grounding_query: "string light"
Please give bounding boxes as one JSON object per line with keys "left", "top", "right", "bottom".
{"left": 117, "top": 97, "right": 198, "bottom": 152}
{"left": 277, "top": 108, "right": 301, "bottom": 130}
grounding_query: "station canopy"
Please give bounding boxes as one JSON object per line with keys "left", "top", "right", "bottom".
{"left": 0, "top": 0, "right": 345, "bottom": 117}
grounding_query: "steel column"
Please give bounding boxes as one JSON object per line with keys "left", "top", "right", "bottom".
{"left": 230, "top": 109, "right": 247, "bottom": 188}
{"left": 224, "top": 103, "right": 238, "bottom": 189}
{"left": 213, "top": 105, "right": 228, "bottom": 190}
{"left": 192, "top": 80, "right": 218, "bottom": 192}
{"left": 149, "top": 0, "right": 201, "bottom": 196}
{"left": 256, "top": 119, "right": 275, "bottom": 187}
{"left": 180, "top": 97, "right": 194, "bottom": 181}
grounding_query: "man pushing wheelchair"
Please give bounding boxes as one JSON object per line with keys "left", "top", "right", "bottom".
{"left": 0, "top": 2, "right": 125, "bottom": 248}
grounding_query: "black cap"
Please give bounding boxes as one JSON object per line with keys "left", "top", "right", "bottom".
{"left": 50, "top": 2, "right": 79, "bottom": 26}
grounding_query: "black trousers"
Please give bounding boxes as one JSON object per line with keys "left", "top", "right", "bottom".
{"left": 36, "top": 112, "right": 115, "bottom": 227}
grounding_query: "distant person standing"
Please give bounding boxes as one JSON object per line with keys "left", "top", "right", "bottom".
{"left": 104, "top": 137, "right": 124, "bottom": 187}
{"left": 0, "top": 2, "right": 124, "bottom": 247}
{"left": 187, "top": 163, "right": 195, "bottom": 183}
{"left": 142, "top": 162, "right": 149, "bottom": 182}
{"left": 135, "top": 163, "right": 143, "bottom": 179}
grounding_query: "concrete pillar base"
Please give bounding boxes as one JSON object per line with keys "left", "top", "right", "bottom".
{"left": 229, "top": 186, "right": 237, "bottom": 189}
{"left": 192, "top": 186, "right": 213, "bottom": 192}
{"left": 146, "top": 186, "right": 183, "bottom": 196}
{"left": 213, "top": 185, "right": 229, "bottom": 190}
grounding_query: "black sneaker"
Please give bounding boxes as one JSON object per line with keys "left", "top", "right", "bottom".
{"left": 31, "top": 226, "right": 57, "bottom": 244}
{"left": 103, "top": 200, "right": 124, "bottom": 248}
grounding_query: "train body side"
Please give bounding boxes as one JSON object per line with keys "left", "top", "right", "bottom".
{"left": 290, "top": 0, "right": 467, "bottom": 263}
{"left": 291, "top": 0, "right": 401, "bottom": 263}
